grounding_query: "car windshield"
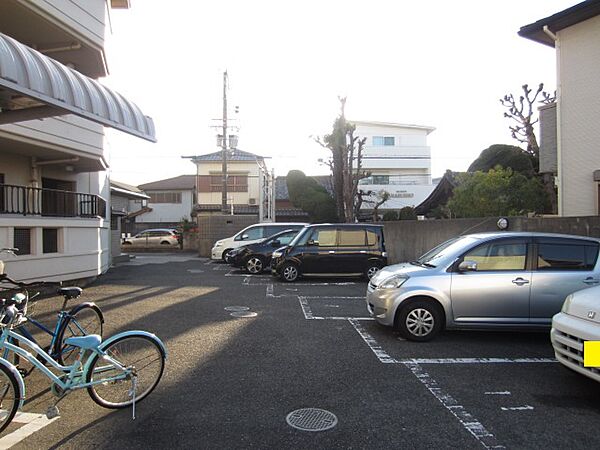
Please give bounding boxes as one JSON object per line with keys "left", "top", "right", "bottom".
{"left": 287, "top": 227, "right": 309, "bottom": 247}
{"left": 415, "top": 236, "right": 479, "bottom": 267}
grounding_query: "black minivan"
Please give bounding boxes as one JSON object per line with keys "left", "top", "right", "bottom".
{"left": 270, "top": 224, "right": 387, "bottom": 282}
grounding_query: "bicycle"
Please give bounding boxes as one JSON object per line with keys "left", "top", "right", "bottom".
{"left": 0, "top": 287, "right": 167, "bottom": 434}
{"left": 0, "top": 248, "right": 104, "bottom": 368}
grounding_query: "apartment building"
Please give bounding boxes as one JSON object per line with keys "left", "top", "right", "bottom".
{"left": 520, "top": 0, "right": 600, "bottom": 217}
{"left": 0, "top": 1, "right": 155, "bottom": 282}
{"left": 352, "top": 121, "right": 436, "bottom": 212}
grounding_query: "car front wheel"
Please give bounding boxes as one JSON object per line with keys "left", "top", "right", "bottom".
{"left": 245, "top": 256, "right": 264, "bottom": 274}
{"left": 280, "top": 263, "right": 299, "bottom": 282}
{"left": 396, "top": 300, "right": 443, "bottom": 342}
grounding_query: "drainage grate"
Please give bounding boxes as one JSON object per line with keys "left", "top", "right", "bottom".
{"left": 230, "top": 311, "right": 257, "bottom": 318}
{"left": 224, "top": 306, "right": 250, "bottom": 312}
{"left": 286, "top": 408, "right": 338, "bottom": 432}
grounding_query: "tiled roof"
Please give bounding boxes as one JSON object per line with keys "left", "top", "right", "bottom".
{"left": 275, "top": 175, "right": 334, "bottom": 200}
{"left": 192, "top": 204, "right": 259, "bottom": 215}
{"left": 188, "top": 149, "right": 264, "bottom": 162}
{"left": 111, "top": 180, "right": 144, "bottom": 193}
{"left": 138, "top": 175, "right": 196, "bottom": 190}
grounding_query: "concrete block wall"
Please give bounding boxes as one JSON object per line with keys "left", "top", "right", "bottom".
{"left": 384, "top": 216, "right": 600, "bottom": 264}
{"left": 196, "top": 215, "right": 259, "bottom": 257}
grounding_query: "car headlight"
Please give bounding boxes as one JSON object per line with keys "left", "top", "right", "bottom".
{"left": 377, "top": 275, "right": 408, "bottom": 290}
{"left": 561, "top": 294, "right": 574, "bottom": 313}
{"left": 272, "top": 250, "right": 283, "bottom": 258}
{"left": 214, "top": 241, "right": 223, "bottom": 247}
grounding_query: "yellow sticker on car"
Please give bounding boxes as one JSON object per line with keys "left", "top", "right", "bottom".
{"left": 583, "top": 341, "right": 600, "bottom": 367}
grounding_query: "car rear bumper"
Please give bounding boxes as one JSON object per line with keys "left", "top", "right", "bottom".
{"left": 551, "top": 312, "right": 600, "bottom": 382}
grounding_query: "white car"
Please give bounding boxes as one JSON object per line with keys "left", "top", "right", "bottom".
{"left": 123, "top": 229, "right": 180, "bottom": 247}
{"left": 551, "top": 284, "right": 600, "bottom": 382}
{"left": 211, "top": 222, "right": 306, "bottom": 261}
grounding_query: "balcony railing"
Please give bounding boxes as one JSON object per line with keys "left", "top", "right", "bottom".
{"left": 0, "top": 184, "right": 106, "bottom": 218}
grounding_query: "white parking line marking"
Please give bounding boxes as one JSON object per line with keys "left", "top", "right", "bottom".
{"left": 324, "top": 305, "right": 340, "bottom": 308}
{"left": 187, "top": 269, "right": 204, "bottom": 273}
{"left": 348, "top": 319, "right": 502, "bottom": 448}
{"left": 404, "top": 361, "right": 503, "bottom": 449}
{"left": 403, "top": 358, "right": 556, "bottom": 365}
{"left": 266, "top": 284, "right": 274, "bottom": 297}
{"left": 299, "top": 297, "right": 373, "bottom": 321}
{"left": 348, "top": 319, "right": 397, "bottom": 364}
{"left": 0, "top": 412, "right": 59, "bottom": 447}
{"left": 500, "top": 405, "right": 534, "bottom": 411}
{"left": 485, "top": 392, "right": 511, "bottom": 395}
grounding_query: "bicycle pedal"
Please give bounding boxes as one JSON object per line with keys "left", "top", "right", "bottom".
{"left": 46, "top": 405, "right": 60, "bottom": 419}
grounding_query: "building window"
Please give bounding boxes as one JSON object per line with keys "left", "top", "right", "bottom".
{"left": 149, "top": 192, "right": 182, "bottom": 204}
{"left": 14, "top": 228, "right": 31, "bottom": 255}
{"left": 373, "top": 136, "right": 395, "bottom": 146}
{"left": 372, "top": 175, "right": 390, "bottom": 185}
{"left": 43, "top": 228, "right": 58, "bottom": 254}
{"left": 209, "top": 175, "right": 248, "bottom": 193}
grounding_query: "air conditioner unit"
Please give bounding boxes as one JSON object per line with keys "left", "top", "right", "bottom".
{"left": 248, "top": 198, "right": 256, "bottom": 205}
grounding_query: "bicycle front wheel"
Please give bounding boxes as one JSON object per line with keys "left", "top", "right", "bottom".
{"left": 86, "top": 334, "right": 165, "bottom": 409}
{"left": 0, "top": 364, "right": 20, "bottom": 434}
{"left": 56, "top": 305, "right": 103, "bottom": 366}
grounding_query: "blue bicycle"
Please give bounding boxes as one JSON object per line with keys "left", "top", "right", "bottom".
{"left": 0, "top": 248, "right": 103, "bottom": 368}
{"left": 0, "top": 280, "right": 167, "bottom": 433}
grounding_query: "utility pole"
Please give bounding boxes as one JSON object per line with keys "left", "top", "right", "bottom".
{"left": 221, "top": 70, "right": 228, "bottom": 214}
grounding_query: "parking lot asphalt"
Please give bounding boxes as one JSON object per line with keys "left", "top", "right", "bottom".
{"left": 4, "top": 253, "right": 600, "bottom": 449}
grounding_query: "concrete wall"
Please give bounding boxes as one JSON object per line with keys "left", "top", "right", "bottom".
{"left": 196, "top": 215, "right": 259, "bottom": 257}
{"left": 557, "top": 15, "right": 600, "bottom": 216}
{"left": 384, "top": 216, "right": 600, "bottom": 264}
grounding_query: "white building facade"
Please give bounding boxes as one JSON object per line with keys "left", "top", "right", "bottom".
{"left": 520, "top": 2, "right": 600, "bottom": 217}
{"left": 0, "top": 1, "right": 154, "bottom": 282}
{"left": 352, "top": 121, "right": 436, "bottom": 211}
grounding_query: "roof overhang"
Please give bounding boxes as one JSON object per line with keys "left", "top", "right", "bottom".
{"left": 519, "top": 1, "right": 600, "bottom": 47}
{"left": 0, "top": 32, "right": 156, "bottom": 142}
{"left": 110, "top": 186, "right": 150, "bottom": 200}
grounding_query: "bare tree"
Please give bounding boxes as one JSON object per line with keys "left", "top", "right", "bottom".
{"left": 500, "top": 83, "right": 557, "bottom": 214}
{"left": 361, "top": 190, "right": 390, "bottom": 222}
{"left": 316, "top": 98, "right": 369, "bottom": 222}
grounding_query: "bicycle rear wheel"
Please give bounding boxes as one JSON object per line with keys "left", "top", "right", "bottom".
{"left": 0, "top": 364, "right": 20, "bottom": 434}
{"left": 56, "top": 305, "right": 103, "bottom": 366}
{"left": 86, "top": 334, "right": 165, "bottom": 409}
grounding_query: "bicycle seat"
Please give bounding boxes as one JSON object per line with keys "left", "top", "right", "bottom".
{"left": 57, "top": 287, "right": 82, "bottom": 300}
{"left": 64, "top": 334, "right": 101, "bottom": 350}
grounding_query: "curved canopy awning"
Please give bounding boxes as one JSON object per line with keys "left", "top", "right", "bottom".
{"left": 0, "top": 31, "right": 156, "bottom": 142}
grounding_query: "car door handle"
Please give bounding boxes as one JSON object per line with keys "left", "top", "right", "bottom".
{"left": 583, "top": 277, "right": 600, "bottom": 285}
{"left": 328, "top": 251, "right": 335, "bottom": 254}
{"left": 360, "top": 251, "right": 367, "bottom": 254}
{"left": 512, "top": 278, "right": 530, "bottom": 286}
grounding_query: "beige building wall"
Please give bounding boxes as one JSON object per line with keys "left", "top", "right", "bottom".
{"left": 557, "top": 15, "right": 600, "bottom": 216}
{"left": 196, "top": 160, "right": 261, "bottom": 205}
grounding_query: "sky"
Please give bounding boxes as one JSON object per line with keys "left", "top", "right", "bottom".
{"left": 102, "top": 0, "right": 579, "bottom": 186}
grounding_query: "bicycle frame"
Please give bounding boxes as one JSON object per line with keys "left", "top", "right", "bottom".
{"left": 0, "top": 328, "right": 130, "bottom": 393}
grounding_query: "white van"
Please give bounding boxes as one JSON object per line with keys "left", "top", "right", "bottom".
{"left": 211, "top": 223, "right": 307, "bottom": 261}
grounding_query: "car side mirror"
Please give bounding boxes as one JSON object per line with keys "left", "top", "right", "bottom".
{"left": 458, "top": 260, "right": 478, "bottom": 272}
{"left": 307, "top": 239, "right": 319, "bottom": 246}
{"left": 241, "top": 234, "right": 249, "bottom": 240}
{"left": 271, "top": 240, "right": 281, "bottom": 247}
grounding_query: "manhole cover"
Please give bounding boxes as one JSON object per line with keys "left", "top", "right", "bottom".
{"left": 286, "top": 408, "right": 338, "bottom": 432}
{"left": 224, "top": 306, "right": 250, "bottom": 312}
{"left": 230, "top": 311, "right": 257, "bottom": 318}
